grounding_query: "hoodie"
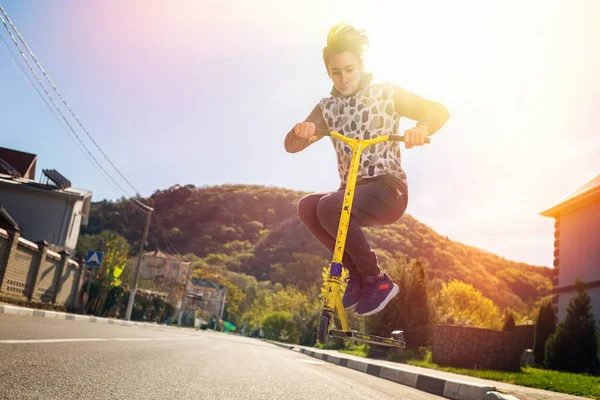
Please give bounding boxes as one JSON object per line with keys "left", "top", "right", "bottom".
{"left": 285, "top": 73, "right": 449, "bottom": 188}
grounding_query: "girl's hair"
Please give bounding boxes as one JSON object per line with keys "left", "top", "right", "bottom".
{"left": 322, "top": 23, "right": 369, "bottom": 68}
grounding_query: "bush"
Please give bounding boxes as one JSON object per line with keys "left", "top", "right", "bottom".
{"left": 544, "top": 280, "right": 599, "bottom": 374}
{"left": 262, "top": 311, "right": 298, "bottom": 343}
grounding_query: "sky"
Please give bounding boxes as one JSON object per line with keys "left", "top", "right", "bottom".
{"left": 1, "top": 0, "right": 599, "bottom": 268}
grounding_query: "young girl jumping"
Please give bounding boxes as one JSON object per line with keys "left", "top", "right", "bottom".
{"left": 285, "top": 23, "right": 449, "bottom": 316}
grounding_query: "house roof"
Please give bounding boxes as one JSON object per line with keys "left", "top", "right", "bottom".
{"left": 144, "top": 248, "right": 191, "bottom": 264}
{"left": 541, "top": 173, "right": 600, "bottom": 217}
{"left": 0, "top": 147, "right": 37, "bottom": 178}
{"left": 0, "top": 174, "right": 91, "bottom": 199}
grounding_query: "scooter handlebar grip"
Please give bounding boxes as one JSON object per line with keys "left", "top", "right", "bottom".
{"left": 389, "top": 135, "right": 431, "bottom": 144}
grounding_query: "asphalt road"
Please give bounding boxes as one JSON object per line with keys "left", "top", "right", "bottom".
{"left": 0, "top": 314, "right": 445, "bottom": 399}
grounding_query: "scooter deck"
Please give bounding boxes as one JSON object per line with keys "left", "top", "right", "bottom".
{"left": 329, "top": 329, "right": 406, "bottom": 348}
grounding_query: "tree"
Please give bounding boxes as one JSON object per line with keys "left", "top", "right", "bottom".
{"left": 262, "top": 311, "right": 296, "bottom": 342}
{"left": 365, "top": 257, "right": 431, "bottom": 353}
{"left": 544, "top": 280, "right": 599, "bottom": 374}
{"left": 502, "top": 310, "right": 516, "bottom": 332}
{"left": 533, "top": 300, "right": 556, "bottom": 366}
{"left": 365, "top": 257, "right": 408, "bottom": 352}
{"left": 404, "top": 259, "right": 431, "bottom": 349}
{"left": 436, "top": 280, "right": 502, "bottom": 329}
{"left": 86, "top": 232, "right": 130, "bottom": 316}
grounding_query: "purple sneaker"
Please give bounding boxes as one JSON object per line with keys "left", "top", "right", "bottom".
{"left": 342, "top": 272, "right": 362, "bottom": 310}
{"left": 355, "top": 272, "right": 399, "bottom": 316}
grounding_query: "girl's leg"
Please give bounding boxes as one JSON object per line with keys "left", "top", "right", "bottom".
{"left": 315, "top": 175, "right": 408, "bottom": 276}
{"left": 297, "top": 192, "right": 358, "bottom": 274}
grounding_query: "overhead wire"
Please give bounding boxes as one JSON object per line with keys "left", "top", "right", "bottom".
{"left": 0, "top": 5, "right": 141, "bottom": 196}
{"left": 1, "top": 31, "right": 136, "bottom": 199}
{"left": 1, "top": 7, "right": 189, "bottom": 260}
{"left": 0, "top": 7, "right": 195, "bottom": 299}
{"left": 0, "top": 7, "right": 147, "bottom": 215}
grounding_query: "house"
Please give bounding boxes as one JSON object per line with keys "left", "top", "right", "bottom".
{"left": 541, "top": 174, "right": 600, "bottom": 322}
{"left": 185, "top": 278, "right": 226, "bottom": 320}
{"left": 140, "top": 248, "right": 191, "bottom": 285}
{"left": 0, "top": 147, "right": 92, "bottom": 256}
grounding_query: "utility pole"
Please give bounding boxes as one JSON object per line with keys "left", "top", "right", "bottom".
{"left": 125, "top": 201, "right": 153, "bottom": 321}
{"left": 218, "top": 289, "right": 227, "bottom": 329}
{"left": 177, "top": 261, "right": 193, "bottom": 327}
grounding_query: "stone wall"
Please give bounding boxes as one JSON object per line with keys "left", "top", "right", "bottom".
{"left": 432, "top": 324, "right": 523, "bottom": 371}
{"left": 0, "top": 228, "right": 82, "bottom": 309}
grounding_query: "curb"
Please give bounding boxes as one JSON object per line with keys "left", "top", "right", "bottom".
{"left": 0, "top": 304, "right": 167, "bottom": 328}
{"left": 297, "top": 347, "right": 497, "bottom": 400}
{"left": 262, "top": 340, "right": 514, "bottom": 400}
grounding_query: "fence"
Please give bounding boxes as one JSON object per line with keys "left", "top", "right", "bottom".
{"left": 432, "top": 324, "right": 530, "bottom": 371}
{"left": 0, "top": 227, "right": 83, "bottom": 310}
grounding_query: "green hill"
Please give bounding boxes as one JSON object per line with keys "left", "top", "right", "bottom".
{"left": 82, "top": 183, "right": 553, "bottom": 317}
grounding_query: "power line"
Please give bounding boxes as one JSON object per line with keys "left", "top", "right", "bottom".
{"left": 0, "top": 8, "right": 148, "bottom": 216}
{"left": 0, "top": 29, "right": 134, "bottom": 199}
{"left": 0, "top": 5, "right": 141, "bottom": 196}
{"left": 0, "top": 11, "right": 137, "bottom": 200}
{"left": 0, "top": 30, "right": 56, "bottom": 121}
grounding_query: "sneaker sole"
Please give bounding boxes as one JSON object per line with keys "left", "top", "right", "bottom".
{"left": 356, "top": 284, "right": 399, "bottom": 316}
{"left": 344, "top": 301, "right": 359, "bottom": 311}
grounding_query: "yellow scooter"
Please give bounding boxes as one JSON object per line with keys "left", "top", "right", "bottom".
{"left": 315, "top": 129, "right": 430, "bottom": 348}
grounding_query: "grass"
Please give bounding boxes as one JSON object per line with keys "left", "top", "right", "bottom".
{"left": 338, "top": 343, "right": 369, "bottom": 357}
{"left": 407, "top": 350, "right": 600, "bottom": 399}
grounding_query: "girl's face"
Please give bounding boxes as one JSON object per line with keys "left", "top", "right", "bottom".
{"left": 327, "top": 51, "right": 363, "bottom": 96}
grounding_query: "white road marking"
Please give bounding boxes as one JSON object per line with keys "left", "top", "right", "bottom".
{"left": 0, "top": 336, "right": 201, "bottom": 344}
{"left": 0, "top": 338, "right": 110, "bottom": 344}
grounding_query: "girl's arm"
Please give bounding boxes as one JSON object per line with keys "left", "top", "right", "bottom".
{"left": 284, "top": 104, "right": 328, "bottom": 153}
{"left": 393, "top": 87, "right": 450, "bottom": 135}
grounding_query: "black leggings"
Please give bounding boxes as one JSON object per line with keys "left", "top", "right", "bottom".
{"left": 296, "top": 174, "right": 408, "bottom": 277}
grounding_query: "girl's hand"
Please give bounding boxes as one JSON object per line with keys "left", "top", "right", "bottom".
{"left": 294, "top": 122, "right": 318, "bottom": 142}
{"left": 403, "top": 125, "right": 429, "bottom": 149}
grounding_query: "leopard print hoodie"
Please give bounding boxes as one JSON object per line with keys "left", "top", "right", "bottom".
{"left": 285, "top": 73, "right": 449, "bottom": 187}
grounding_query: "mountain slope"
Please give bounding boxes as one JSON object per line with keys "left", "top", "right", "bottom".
{"left": 82, "top": 183, "right": 553, "bottom": 315}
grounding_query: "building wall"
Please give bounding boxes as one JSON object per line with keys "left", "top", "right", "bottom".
{"left": 186, "top": 284, "right": 225, "bottom": 317}
{"left": 556, "top": 198, "right": 600, "bottom": 321}
{"left": 64, "top": 199, "right": 84, "bottom": 252}
{"left": 0, "top": 184, "right": 77, "bottom": 251}
{"left": 557, "top": 286, "right": 600, "bottom": 324}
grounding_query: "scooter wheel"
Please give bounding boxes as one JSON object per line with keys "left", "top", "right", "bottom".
{"left": 318, "top": 315, "right": 330, "bottom": 345}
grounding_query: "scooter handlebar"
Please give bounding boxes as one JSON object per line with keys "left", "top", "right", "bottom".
{"left": 315, "top": 129, "right": 431, "bottom": 144}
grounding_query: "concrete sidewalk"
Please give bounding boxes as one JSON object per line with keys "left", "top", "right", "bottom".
{"left": 265, "top": 340, "right": 591, "bottom": 400}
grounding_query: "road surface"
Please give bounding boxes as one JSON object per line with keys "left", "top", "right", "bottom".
{"left": 0, "top": 314, "right": 445, "bottom": 399}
